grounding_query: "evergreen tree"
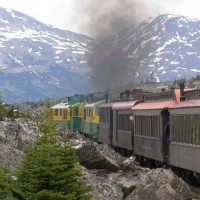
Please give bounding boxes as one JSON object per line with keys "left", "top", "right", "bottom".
{"left": 13, "top": 103, "right": 91, "bottom": 200}
{"left": 0, "top": 94, "right": 7, "bottom": 118}
{"left": 0, "top": 166, "right": 15, "bottom": 199}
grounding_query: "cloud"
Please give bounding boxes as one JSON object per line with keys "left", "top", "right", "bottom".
{"left": 56, "top": 0, "right": 199, "bottom": 38}
{"left": 1, "top": 0, "right": 200, "bottom": 37}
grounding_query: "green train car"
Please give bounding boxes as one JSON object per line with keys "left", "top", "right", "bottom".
{"left": 51, "top": 103, "right": 71, "bottom": 129}
{"left": 70, "top": 102, "right": 84, "bottom": 132}
{"left": 52, "top": 95, "right": 85, "bottom": 130}
{"left": 83, "top": 100, "right": 105, "bottom": 140}
{"left": 52, "top": 92, "right": 116, "bottom": 136}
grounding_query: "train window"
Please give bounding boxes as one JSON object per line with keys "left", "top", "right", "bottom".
{"left": 60, "top": 109, "right": 62, "bottom": 116}
{"left": 171, "top": 115, "right": 200, "bottom": 145}
{"left": 80, "top": 105, "right": 83, "bottom": 116}
{"left": 144, "top": 91, "right": 174, "bottom": 102}
{"left": 55, "top": 109, "right": 58, "bottom": 116}
{"left": 135, "top": 115, "right": 161, "bottom": 138}
{"left": 84, "top": 108, "right": 86, "bottom": 120}
{"left": 63, "top": 109, "right": 67, "bottom": 119}
{"left": 70, "top": 108, "right": 72, "bottom": 117}
{"left": 118, "top": 114, "right": 131, "bottom": 131}
{"left": 100, "top": 108, "right": 110, "bottom": 124}
{"left": 96, "top": 108, "right": 100, "bottom": 116}
{"left": 99, "top": 109, "right": 103, "bottom": 123}
{"left": 74, "top": 106, "right": 78, "bottom": 116}
{"left": 185, "top": 90, "right": 200, "bottom": 100}
{"left": 91, "top": 108, "right": 93, "bottom": 117}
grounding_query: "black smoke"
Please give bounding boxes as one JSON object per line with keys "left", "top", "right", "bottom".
{"left": 88, "top": 48, "right": 138, "bottom": 91}
{"left": 78, "top": 0, "right": 148, "bottom": 39}
{"left": 79, "top": 0, "right": 155, "bottom": 91}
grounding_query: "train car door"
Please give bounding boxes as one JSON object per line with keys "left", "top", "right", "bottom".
{"left": 161, "top": 109, "right": 170, "bottom": 162}
{"left": 109, "top": 108, "right": 113, "bottom": 145}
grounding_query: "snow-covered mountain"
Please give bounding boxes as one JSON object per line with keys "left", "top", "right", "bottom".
{"left": 0, "top": 7, "right": 104, "bottom": 103}
{"left": 103, "top": 14, "right": 200, "bottom": 84}
{"left": 1, "top": 7, "right": 200, "bottom": 103}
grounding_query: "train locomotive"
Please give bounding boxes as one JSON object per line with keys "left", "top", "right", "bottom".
{"left": 52, "top": 85, "right": 200, "bottom": 184}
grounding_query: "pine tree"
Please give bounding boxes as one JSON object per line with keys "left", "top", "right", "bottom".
{"left": 13, "top": 103, "right": 91, "bottom": 200}
{"left": 0, "top": 166, "right": 15, "bottom": 199}
{"left": 0, "top": 94, "right": 7, "bottom": 118}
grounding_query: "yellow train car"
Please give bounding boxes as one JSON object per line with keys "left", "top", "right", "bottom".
{"left": 51, "top": 103, "right": 71, "bottom": 129}
{"left": 83, "top": 100, "right": 105, "bottom": 140}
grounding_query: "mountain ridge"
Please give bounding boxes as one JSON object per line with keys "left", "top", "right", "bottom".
{"left": 0, "top": 7, "right": 200, "bottom": 103}
{"left": 0, "top": 7, "right": 104, "bottom": 103}
{"left": 101, "top": 13, "right": 200, "bottom": 84}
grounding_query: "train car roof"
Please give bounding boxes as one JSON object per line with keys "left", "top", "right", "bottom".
{"left": 132, "top": 100, "right": 176, "bottom": 111}
{"left": 84, "top": 100, "right": 105, "bottom": 108}
{"left": 51, "top": 103, "right": 71, "bottom": 109}
{"left": 98, "top": 102, "right": 114, "bottom": 108}
{"left": 112, "top": 100, "right": 140, "bottom": 110}
{"left": 70, "top": 102, "right": 84, "bottom": 107}
{"left": 169, "top": 88, "right": 200, "bottom": 114}
{"left": 169, "top": 99, "right": 200, "bottom": 115}
{"left": 132, "top": 89, "right": 180, "bottom": 113}
{"left": 170, "top": 99, "right": 200, "bottom": 109}
{"left": 132, "top": 100, "right": 176, "bottom": 115}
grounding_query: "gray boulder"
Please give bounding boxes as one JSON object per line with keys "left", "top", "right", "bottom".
{"left": 84, "top": 169, "right": 124, "bottom": 200}
{"left": 125, "top": 168, "right": 193, "bottom": 200}
{"left": 76, "top": 143, "right": 121, "bottom": 171}
{"left": 0, "top": 143, "right": 23, "bottom": 170}
{"left": 0, "top": 118, "right": 38, "bottom": 150}
{"left": 0, "top": 118, "right": 39, "bottom": 170}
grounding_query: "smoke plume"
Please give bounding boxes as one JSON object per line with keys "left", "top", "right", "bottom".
{"left": 77, "top": 0, "right": 181, "bottom": 92}
{"left": 77, "top": 0, "right": 149, "bottom": 39}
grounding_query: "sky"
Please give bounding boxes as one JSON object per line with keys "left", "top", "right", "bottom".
{"left": 1, "top": 0, "right": 200, "bottom": 39}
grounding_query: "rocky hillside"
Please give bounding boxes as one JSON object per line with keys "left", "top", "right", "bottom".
{"left": 1, "top": 121, "right": 197, "bottom": 200}
{"left": 0, "top": 118, "right": 39, "bottom": 170}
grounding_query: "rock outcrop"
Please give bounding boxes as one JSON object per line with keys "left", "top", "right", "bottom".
{"left": 76, "top": 143, "right": 123, "bottom": 171}
{"left": 0, "top": 124, "right": 196, "bottom": 199}
{"left": 72, "top": 133, "right": 194, "bottom": 200}
{"left": 0, "top": 118, "right": 39, "bottom": 170}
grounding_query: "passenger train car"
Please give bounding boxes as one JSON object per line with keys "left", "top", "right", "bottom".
{"left": 98, "top": 102, "right": 114, "bottom": 145}
{"left": 98, "top": 89, "right": 148, "bottom": 155}
{"left": 132, "top": 89, "right": 180, "bottom": 166}
{"left": 168, "top": 87, "right": 200, "bottom": 183}
{"left": 52, "top": 103, "right": 71, "bottom": 129}
{"left": 52, "top": 85, "right": 200, "bottom": 184}
{"left": 51, "top": 95, "right": 84, "bottom": 130}
{"left": 83, "top": 100, "right": 105, "bottom": 140}
{"left": 70, "top": 102, "right": 84, "bottom": 132}
{"left": 52, "top": 92, "right": 112, "bottom": 137}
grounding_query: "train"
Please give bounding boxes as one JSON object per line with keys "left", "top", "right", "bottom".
{"left": 51, "top": 85, "right": 200, "bottom": 185}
